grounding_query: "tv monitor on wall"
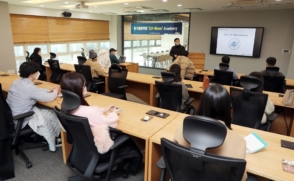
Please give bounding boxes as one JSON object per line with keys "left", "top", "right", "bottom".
{"left": 210, "top": 27, "right": 264, "bottom": 58}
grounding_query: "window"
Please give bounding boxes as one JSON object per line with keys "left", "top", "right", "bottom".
{"left": 15, "top": 59, "right": 26, "bottom": 71}
{"left": 50, "top": 44, "right": 67, "bottom": 53}
{"left": 14, "top": 46, "right": 24, "bottom": 57}
{"left": 124, "top": 41, "right": 132, "bottom": 48}
{"left": 149, "top": 40, "right": 155, "bottom": 46}
{"left": 133, "top": 40, "right": 140, "bottom": 47}
{"left": 124, "top": 49, "right": 132, "bottom": 62}
{"left": 141, "top": 40, "right": 148, "bottom": 47}
{"left": 156, "top": 40, "right": 161, "bottom": 46}
{"left": 58, "top": 55, "right": 72, "bottom": 64}
{"left": 28, "top": 44, "right": 48, "bottom": 55}
{"left": 70, "top": 43, "right": 84, "bottom": 52}
{"left": 100, "top": 42, "right": 110, "bottom": 50}
{"left": 86, "top": 42, "right": 98, "bottom": 51}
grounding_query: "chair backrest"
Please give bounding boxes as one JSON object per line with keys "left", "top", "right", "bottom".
{"left": 161, "top": 72, "right": 175, "bottom": 83}
{"left": 74, "top": 64, "right": 93, "bottom": 91}
{"left": 0, "top": 84, "right": 14, "bottom": 141}
{"left": 161, "top": 116, "right": 246, "bottom": 181}
{"left": 81, "top": 48, "right": 86, "bottom": 58}
{"left": 219, "top": 63, "right": 229, "bottom": 71}
{"left": 240, "top": 76, "right": 260, "bottom": 91}
{"left": 77, "top": 56, "right": 87, "bottom": 65}
{"left": 25, "top": 51, "right": 30, "bottom": 62}
{"left": 54, "top": 90, "right": 98, "bottom": 174}
{"left": 213, "top": 69, "right": 233, "bottom": 86}
{"left": 48, "top": 60, "right": 61, "bottom": 82}
{"left": 49, "top": 52, "right": 56, "bottom": 60}
{"left": 119, "top": 56, "right": 126, "bottom": 63}
{"left": 155, "top": 80, "right": 182, "bottom": 112}
{"left": 266, "top": 66, "right": 279, "bottom": 75}
{"left": 108, "top": 64, "right": 128, "bottom": 96}
{"left": 230, "top": 87, "right": 268, "bottom": 128}
{"left": 263, "top": 74, "right": 285, "bottom": 93}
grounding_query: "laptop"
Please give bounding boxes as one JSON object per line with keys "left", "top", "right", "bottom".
{"left": 119, "top": 56, "right": 126, "bottom": 63}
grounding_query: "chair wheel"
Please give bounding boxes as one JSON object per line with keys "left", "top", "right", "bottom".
{"left": 122, "top": 173, "right": 128, "bottom": 179}
{"left": 42, "top": 145, "right": 48, "bottom": 151}
{"left": 26, "top": 162, "right": 32, "bottom": 168}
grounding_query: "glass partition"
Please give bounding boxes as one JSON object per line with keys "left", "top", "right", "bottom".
{"left": 123, "top": 13, "right": 190, "bottom": 68}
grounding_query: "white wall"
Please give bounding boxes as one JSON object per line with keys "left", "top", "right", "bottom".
{"left": 287, "top": 41, "right": 294, "bottom": 79}
{"left": 189, "top": 9, "right": 294, "bottom": 77}
{"left": 109, "top": 15, "right": 122, "bottom": 55}
{"left": 0, "top": 2, "right": 16, "bottom": 73}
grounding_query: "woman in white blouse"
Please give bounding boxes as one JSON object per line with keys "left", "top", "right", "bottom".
{"left": 6, "top": 62, "right": 61, "bottom": 152}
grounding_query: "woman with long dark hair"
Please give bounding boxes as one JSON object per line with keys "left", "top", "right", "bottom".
{"left": 174, "top": 84, "right": 247, "bottom": 181}
{"left": 60, "top": 72, "right": 143, "bottom": 173}
{"left": 249, "top": 72, "right": 275, "bottom": 124}
{"left": 169, "top": 64, "right": 189, "bottom": 110}
{"left": 29, "top": 47, "right": 46, "bottom": 80}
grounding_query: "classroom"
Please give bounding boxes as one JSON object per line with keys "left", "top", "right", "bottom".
{"left": 0, "top": 0, "right": 294, "bottom": 181}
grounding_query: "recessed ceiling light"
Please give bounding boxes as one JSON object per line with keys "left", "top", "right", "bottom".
{"left": 163, "top": 0, "right": 167, "bottom": 2}
{"left": 94, "top": 6, "right": 97, "bottom": 7}
{"left": 40, "top": 5, "right": 44, "bottom": 7}
{"left": 177, "top": 4, "right": 182, "bottom": 7}
{"left": 89, "top": 11, "right": 92, "bottom": 12}
{"left": 276, "top": 0, "right": 282, "bottom": 1}
{"left": 65, "top": 1, "right": 69, "bottom": 4}
{"left": 125, "top": 3, "right": 129, "bottom": 5}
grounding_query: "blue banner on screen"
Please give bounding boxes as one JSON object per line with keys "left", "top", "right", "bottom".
{"left": 131, "top": 22, "right": 182, "bottom": 35}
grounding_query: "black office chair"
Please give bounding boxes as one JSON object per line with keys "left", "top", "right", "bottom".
{"left": 212, "top": 69, "right": 233, "bottom": 86}
{"left": 263, "top": 66, "right": 285, "bottom": 93}
{"left": 0, "top": 84, "right": 47, "bottom": 170}
{"left": 156, "top": 115, "right": 258, "bottom": 181}
{"left": 81, "top": 48, "right": 86, "bottom": 58}
{"left": 48, "top": 60, "right": 62, "bottom": 83}
{"left": 77, "top": 56, "right": 87, "bottom": 65}
{"left": 102, "top": 64, "right": 128, "bottom": 100}
{"left": 49, "top": 52, "right": 57, "bottom": 60}
{"left": 25, "top": 51, "right": 30, "bottom": 62}
{"left": 155, "top": 72, "right": 196, "bottom": 114}
{"left": 219, "top": 63, "right": 229, "bottom": 71}
{"left": 54, "top": 90, "right": 131, "bottom": 181}
{"left": 74, "top": 64, "right": 104, "bottom": 93}
{"left": 230, "top": 76, "right": 278, "bottom": 131}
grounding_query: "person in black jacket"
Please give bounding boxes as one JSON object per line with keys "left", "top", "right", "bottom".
{"left": 169, "top": 38, "right": 186, "bottom": 62}
{"left": 29, "top": 47, "right": 46, "bottom": 80}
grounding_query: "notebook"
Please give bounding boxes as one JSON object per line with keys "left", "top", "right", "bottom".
{"left": 244, "top": 132, "right": 268, "bottom": 154}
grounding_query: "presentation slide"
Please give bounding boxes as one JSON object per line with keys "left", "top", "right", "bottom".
{"left": 216, "top": 28, "right": 256, "bottom": 56}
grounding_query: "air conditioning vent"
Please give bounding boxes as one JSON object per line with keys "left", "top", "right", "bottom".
{"left": 151, "top": 9, "right": 169, "bottom": 12}
{"left": 124, "top": 6, "right": 153, "bottom": 13}
{"left": 223, "top": 0, "right": 293, "bottom": 9}
{"left": 101, "top": 12, "right": 117, "bottom": 15}
{"left": 184, "top": 8, "right": 203, "bottom": 11}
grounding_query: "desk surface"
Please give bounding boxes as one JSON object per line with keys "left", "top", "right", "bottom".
{"left": 0, "top": 72, "right": 179, "bottom": 140}
{"left": 150, "top": 113, "right": 294, "bottom": 181}
{"left": 195, "top": 69, "right": 294, "bottom": 87}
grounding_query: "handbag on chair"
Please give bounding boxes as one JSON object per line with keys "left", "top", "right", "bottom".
{"left": 283, "top": 89, "right": 294, "bottom": 106}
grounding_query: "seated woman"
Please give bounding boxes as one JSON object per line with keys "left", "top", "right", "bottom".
{"left": 60, "top": 72, "right": 142, "bottom": 173}
{"left": 170, "top": 50, "right": 196, "bottom": 80}
{"left": 84, "top": 50, "right": 107, "bottom": 78}
{"left": 249, "top": 72, "right": 275, "bottom": 124}
{"left": 170, "top": 64, "right": 190, "bottom": 110}
{"left": 174, "top": 84, "right": 247, "bottom": 181}
{"left": 6, "top": 62, "right": 61, "bottom": 152}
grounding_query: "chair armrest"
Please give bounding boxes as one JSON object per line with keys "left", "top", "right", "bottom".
{"left": 110, "top": 135, "right": 130, "bottom": 150}
{"left": 184, "top": 97, "right": 195, "bottom": 106}
{"left": 94, "top": 81, "right": 105, "bottom": 85}
{"left": 118, "top": 85, "right": 128, "bottom": 89}
{"left": 267, "top": 112, "right": 278, "bottom": 123}
{"left": 156, "top": 156, "right": 166, "bottom": 170}
{"left": 155, "top": 94, "right": 160, "bottom": 99}
{"left": 13, "top": 111, "right": 34, "bottom": 120}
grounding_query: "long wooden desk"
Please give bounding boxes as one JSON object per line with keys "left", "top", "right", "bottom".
{"left": 195, "top": 69, "right": 294, "bottom": 87}
{"left": 44, "top": 62, "right": 139, "bottom": 82}
{"left": 148, "top": 113, "right": 294, "bottom": 181}
{"left": 0, "top": 72, "right": 177, "bottom": 181}
{"left": 1, "top": 72, "right": 294, "bottom": 181}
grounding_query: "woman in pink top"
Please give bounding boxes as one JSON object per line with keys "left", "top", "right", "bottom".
{"left": 60, "top": 72, "right": 142, "bottom": 174}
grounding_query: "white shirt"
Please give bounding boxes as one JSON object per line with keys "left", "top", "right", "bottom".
{"left": 98, "top": 49, "right": 111, "bottom": 69}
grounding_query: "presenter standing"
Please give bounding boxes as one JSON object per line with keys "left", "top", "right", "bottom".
{"left": 169, "top": 38, "right": 186, "bottom": 62}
